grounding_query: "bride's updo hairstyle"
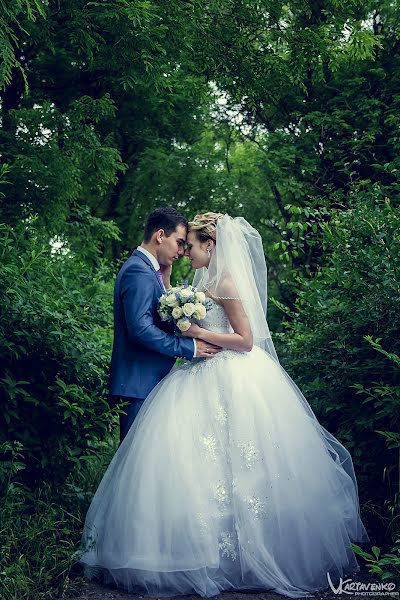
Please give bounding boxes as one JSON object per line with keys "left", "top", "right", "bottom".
{"left": 188, "top": 212, "right": 225, "bottom": 242}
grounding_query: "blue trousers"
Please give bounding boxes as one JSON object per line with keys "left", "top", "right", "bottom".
{"left": 118, "top": 396, "right": 145, "bottom": 445}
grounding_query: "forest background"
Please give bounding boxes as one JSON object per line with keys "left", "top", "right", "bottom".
{"left": 0, "top": 1, "right": 399, "bottom": 598}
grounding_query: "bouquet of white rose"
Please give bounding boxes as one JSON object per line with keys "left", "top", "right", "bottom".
{"left": 158, "top": 283, "right": 207, "bottom": 332}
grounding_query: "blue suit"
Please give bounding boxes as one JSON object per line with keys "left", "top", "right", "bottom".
{"left": 109, "top": 249, "right": 195, "bottom": 440}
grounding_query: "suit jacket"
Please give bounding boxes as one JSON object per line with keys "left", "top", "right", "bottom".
{"left": 109, "top": 250, "right": 195, "bottom": 399}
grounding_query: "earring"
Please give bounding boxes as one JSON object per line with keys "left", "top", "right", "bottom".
{"left": 207, "top": 248, "right": 211, "bottom": 258}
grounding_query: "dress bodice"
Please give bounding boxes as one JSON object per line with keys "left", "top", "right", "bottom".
{"left": 198, "top": 298, "right": 233, "bottom": 334}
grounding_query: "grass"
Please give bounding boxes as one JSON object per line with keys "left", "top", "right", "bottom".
{"left": 0, "top": 434, "right": 118, "bottom": 600}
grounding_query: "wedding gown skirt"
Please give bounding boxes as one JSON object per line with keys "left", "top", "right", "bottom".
{"left": 79, "top": 300, "right": 369, "bottom": 598}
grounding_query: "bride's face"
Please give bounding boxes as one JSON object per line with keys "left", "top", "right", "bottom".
{"left": 185, "top": 230, "right": 213, "bottom": 269}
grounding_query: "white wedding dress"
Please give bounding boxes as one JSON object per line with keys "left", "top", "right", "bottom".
{"left": 79, "top": 298, "right": 369, "bottom": 598}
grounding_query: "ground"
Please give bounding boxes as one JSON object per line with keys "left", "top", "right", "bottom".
{"left": 63, "top": 566, "right": 381, "bottom": 600}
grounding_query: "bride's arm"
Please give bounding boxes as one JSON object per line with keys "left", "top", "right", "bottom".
{"left": 182, "top": 297, "right": 253, "bottom": 352}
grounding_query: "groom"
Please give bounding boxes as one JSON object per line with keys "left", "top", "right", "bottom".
{"left": 109, "top": 207, "right": 221, "bottom": 443}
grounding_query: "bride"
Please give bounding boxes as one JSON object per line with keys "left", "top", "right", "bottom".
{"left": 79, "top": 212, "right": 369, "bottom": 598}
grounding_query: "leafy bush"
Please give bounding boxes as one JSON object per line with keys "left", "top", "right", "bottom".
{"left": 0, "top": 222, "right": 117, "bottom": 487}
{"left": 0, "top": 482, "right": 82, "bottom": 600}
{"left": 275, "top": 185, "right": 400, "bottom": 542}
{"left": 0, "top": 436, "right": 117, "bottom": 600}
{"left": 352, "top": 540, "right": 400, "bottom": 585}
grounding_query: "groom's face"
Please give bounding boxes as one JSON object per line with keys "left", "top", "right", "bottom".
{"left": 157, "top": 224, "right": 187, "bottom": 266}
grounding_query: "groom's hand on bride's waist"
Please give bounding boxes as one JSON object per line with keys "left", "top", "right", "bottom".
{"left": 194, "top": 339, "right": 222, "bottom": 358}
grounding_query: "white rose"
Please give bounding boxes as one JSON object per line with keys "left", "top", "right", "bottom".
{"left": 179, "top": 288, "right": 193, "bottom": 300}
{"left": 195, "top": 291, "right": 206, "bottom": 303}
{"left": 193, "top": 303, "right": 206, "bottom": 320}
{"left": 172, "top": 306, "right": 183, "bottom": 319}
{"left": 166, "top": 294, "right": 179, "bottom": 307}
{"left": 177, "top": 318, "right": 191, "bottom": 332}
{"left": 160, "top": 294, "right": 167, "bottom": 305}
{"left": 182, "top": 302, "right": 195, "bottom": 317}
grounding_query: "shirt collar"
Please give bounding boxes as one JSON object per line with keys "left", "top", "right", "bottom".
{"left": 136, "top": 246, "right": 160, "bottom": 271}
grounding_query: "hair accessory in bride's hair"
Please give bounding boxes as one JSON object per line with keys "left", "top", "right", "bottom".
{"left": 188, "top": 212, "right": 225, "bottom": 241}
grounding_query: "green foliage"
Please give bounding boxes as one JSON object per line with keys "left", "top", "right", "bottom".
{"left": 0, "top": 222, "right": 118, "bottom": 487}
{"left": 1, "top": 0, "right": 400, "bottom": 597}
{"left": 0, "top": 0, "right": 212, "bottom": 256}
{"left": 1, "top": 95, "right": 126, "bottom": 230}
{"left": 0, "top": 0, "right": 45, "bottom": 90}
{"left": 276, "top": 186, "right": 400, "bottom": 536}
{"left": 0, "top": 437, "right": 117, "bottom": 600}
{"left": 0, "top": 441, "right": 26, "bottom": 487}
{"left": 352, "top": 540, "right": 400, "bottom": 584}
{"left": 0, "top": 483, "right": 82, "bottom": 600}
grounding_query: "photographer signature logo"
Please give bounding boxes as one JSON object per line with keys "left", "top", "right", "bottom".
{"left": 327, "top": 572, "right": 399, "bottom": 596}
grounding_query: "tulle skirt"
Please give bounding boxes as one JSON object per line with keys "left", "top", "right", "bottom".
{"left": 79, "top": 347, "right": 369, "bottom": 598}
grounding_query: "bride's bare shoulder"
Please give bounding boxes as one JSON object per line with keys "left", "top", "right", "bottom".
{"left": 206, "top": 276, "right": 238, "bottom": 305}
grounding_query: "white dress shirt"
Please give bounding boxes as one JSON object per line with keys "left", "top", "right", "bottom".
{"left": 136, "top": 246, "right": 197, "bottom": 358}
{"left": 136, "top": 246, "right": 161, "bottom": 274}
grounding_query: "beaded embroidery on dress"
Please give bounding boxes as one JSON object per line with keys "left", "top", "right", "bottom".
{"left": 79, "top": 298, "right": 368, "bottom": 598}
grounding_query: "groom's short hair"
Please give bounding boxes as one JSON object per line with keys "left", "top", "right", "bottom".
{"left": 143, "top": 207, "right": 188, "bottom": 242}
